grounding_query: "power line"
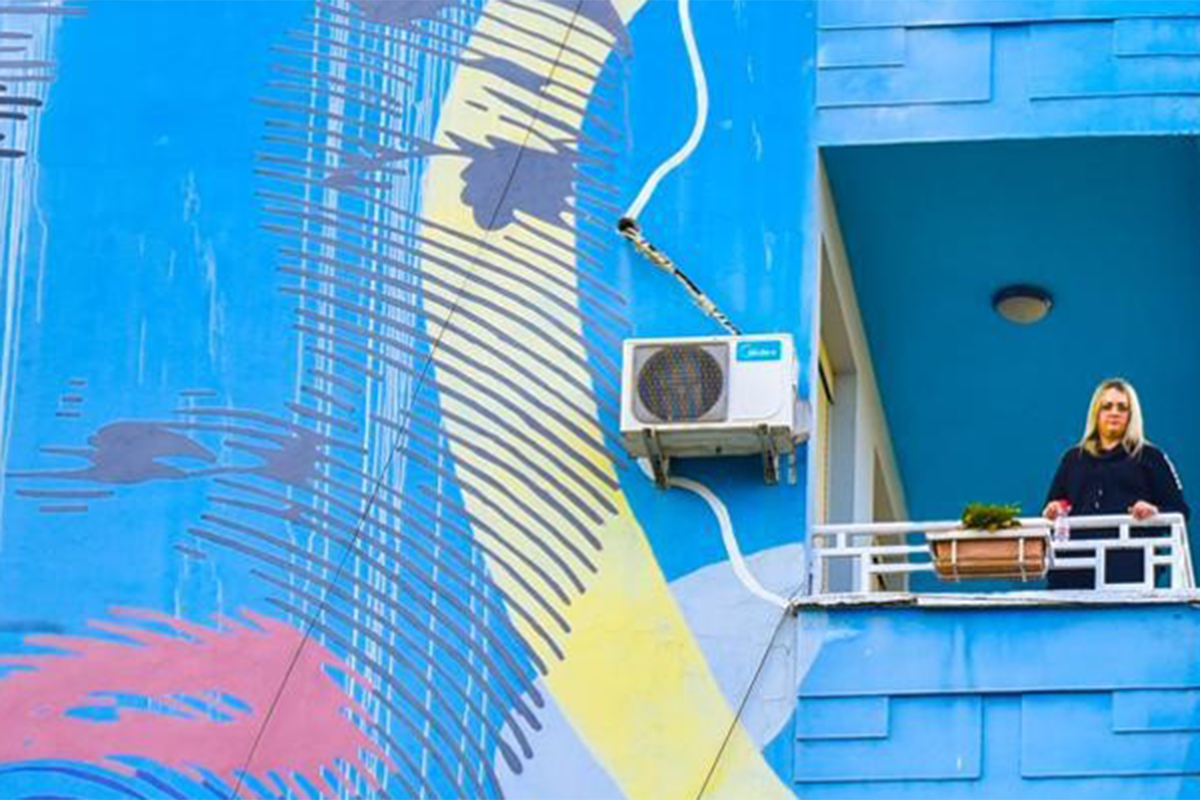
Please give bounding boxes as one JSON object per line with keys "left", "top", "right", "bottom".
{"left": 695, "top": 604, "right": 794, "bottom": 800}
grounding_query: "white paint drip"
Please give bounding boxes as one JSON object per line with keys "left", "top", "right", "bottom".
{"left": 136, "top": 317, "right": 147, "bottom": 386}
{"left": 33, "top": 193, "right": 47, "bottom": 325}
{"left": 639, "top": 461, "right": 790, "bottom": 609}
{"left": 622, "top": 0, "right": 709, "bottom": 220}
{"left": 183, "top": 171, "right": 224, "bottom": 372}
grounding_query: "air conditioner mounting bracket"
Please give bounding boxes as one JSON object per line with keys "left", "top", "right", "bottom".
{"left": 642, "top": 428, "right": 671, "bottom": 489}
{"left": 757, "top": 423, "right": 779, "bottom": 486}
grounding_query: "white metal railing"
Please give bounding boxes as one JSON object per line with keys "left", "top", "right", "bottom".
{"left": 810, "top": 514, "right": 1193, "bottom": 595}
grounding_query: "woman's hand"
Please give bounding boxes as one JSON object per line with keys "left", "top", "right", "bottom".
{"left": 1043, "top": 500, "right": 1070, "bottom": 520}
{"left": 1129, "top": 500, "right": 1159, "bottom": 520}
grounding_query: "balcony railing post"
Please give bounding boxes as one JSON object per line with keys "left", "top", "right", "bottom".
{"left": 1173, "top": 522, "right": 1190, "bottom": 590}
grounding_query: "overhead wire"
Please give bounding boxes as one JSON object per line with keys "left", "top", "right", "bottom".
{"left": 694, "top": 603, "right": 795, "bottom": 800}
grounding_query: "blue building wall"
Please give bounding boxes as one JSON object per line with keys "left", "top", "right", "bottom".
{"left": 817, "top": 0, "right": 1200, "bottom": 144}
{"left": 0, "top": 1, "right": 1196, "bottom": 797}
{"left": 795, "top": 605, "right": 1200, "bottom": 797}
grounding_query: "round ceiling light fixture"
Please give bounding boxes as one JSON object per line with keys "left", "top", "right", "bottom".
{"left": 992, "top": 284, "right": 1053, "bottom": 325}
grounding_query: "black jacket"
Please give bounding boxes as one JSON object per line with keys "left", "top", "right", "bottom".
{"left": 1045, "top": 443, "right": 1189, "bottom": 520}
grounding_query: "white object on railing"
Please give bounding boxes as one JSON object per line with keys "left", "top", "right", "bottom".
{"left": 810, "top": 514, "right": 1193, "bottom": 595}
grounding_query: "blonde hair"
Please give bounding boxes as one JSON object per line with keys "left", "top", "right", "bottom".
{"left": 1080, "top": 378, "right": 1145, "bottom": 456}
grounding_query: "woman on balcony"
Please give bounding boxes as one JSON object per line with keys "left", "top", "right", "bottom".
{"left": 1043, "top": 378, "right": 1189, "bottom": 590}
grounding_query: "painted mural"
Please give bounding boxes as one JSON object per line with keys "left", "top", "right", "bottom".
{"left": 0, "top": 1, "right": 815, "bottom": 798}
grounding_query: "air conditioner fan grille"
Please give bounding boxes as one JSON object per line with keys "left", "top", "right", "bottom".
{"left": 637, "top": 346, "right": 725, "bottom": 422}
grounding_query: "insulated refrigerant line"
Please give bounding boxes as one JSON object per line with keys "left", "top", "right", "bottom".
{"left": 616, "top": 0, "right": 740, "bottom": 336}
{"left": 623, "top": 0, "right": 707, "bottom": 221}
{"left": 672, "top": 473, "right": 790, "bottom": 609}
{"left": 623, "top": 0, "right": 769, "bottom": 607}
{"left": 617, "top": 217, "right": 741, "bottom": 336}
{"left": 638, "top": 461, "right": 789, "bottom": 609}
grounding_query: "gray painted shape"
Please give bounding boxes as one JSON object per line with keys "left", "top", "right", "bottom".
{"left": 447, "top": 133, "right": 579, "bottom": 230}
{"left": 349, "top": 0, "right": 454, "bottom": 27}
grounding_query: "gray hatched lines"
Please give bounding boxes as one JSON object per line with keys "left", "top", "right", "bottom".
{"left": 277, "top": 259, "right": 620, "bottom": 414}
{"left": 413, "top": 482, "right": 584, "bottom": 596}
{"left": 0, "top": 4, "right": 77, "bottom": 154}
{"left": 268, "top": 225, "right": 620, "bottom": 376}
{"left": 370, "top": 422, "right": 599, "bottom": 576}
{"left": 254, "top": 563, "right": 540, "bottom": 733}
{"left": 186, "top": 519, "right": 514, "bottom": 797}
{"left": 187, "top": 501, "right": 535, "bottom": 793}
{"left": 275, "top": 246, "right": 620, "bottom": 405}
{"left": 286, "top": 303, "right": 618, "bottom": 465}
{"left": 421, "top": 446, "right": 448, "bottom": 791}
{"left": 285, "top": 277, "right": 617, "bottom": 435}
{"left": 260, "top": 188, "right": 629, "bottom": 333}
{"left": 309, "top": 11, "right": 605, "bottom": 108}
{"left": 261, "top": 175, "right": 628, "bottom": 326}
{"left": 174, "top": 1, "right": 638, "bottom": 795}
{"left": 272, "top": 8, "right": 440, "bottom": 793}
{"left": 274, "top": 224, "right": 624, "bottom": 376}
{"left": 401, "top": 419, "right": 603, "bottom": 554}
{"left": 256, "top": 177, "right": 628, "bottom": 360}
{"left": 209, "top": 472, "right": 570, "bottom": 657}
{"left": 314, "top": 362, "right": 604, "bottom": 544}
{"left": 408, "top": 392, "right": 616, "bottom": 517}
{"left": 255, "top": 2, "right": 628, "bottom": 516}
{"left": 255, "top": 169, "right": 628, "bottom": 350}
{"left": 280, "top": 25, "right": 563, "bottom": 147}
{"left": 313, "top": 0, "right": 612, "bottom": 86}
{"left": 460, "top": 533, "right": 491, "bottom": 791}
{"left": 194, "top": 510, "right": 545, "bottom": 706}
{"left": 315, "top": 465, "right": 575, "bottom": 628}
{"left": 288, "top": 319, "right": 616, "bottom": 493}
{"left": 337, "top": 0, "right": 610, "bottom": 77}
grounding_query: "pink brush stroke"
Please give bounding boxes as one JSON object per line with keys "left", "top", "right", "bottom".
{"left": 0, "top": 606, "right": 394, "bottom": 796}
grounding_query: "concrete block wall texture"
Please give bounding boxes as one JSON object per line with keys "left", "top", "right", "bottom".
{"left": 794, "top": 606, "right": 1200, "bottom": 797}
{"left": 816, "top": 0, "right": 1200, "bottom": 144}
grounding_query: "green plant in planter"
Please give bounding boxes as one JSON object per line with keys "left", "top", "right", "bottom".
{"left": 961, "top": 502, "right": 1021, "bottom": 532}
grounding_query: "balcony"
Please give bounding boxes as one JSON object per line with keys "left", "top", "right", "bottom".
{"left": 796, "top": 513, "right": 1200, "bottom": 795}
{"left": 808, "top": 513, "right": 1195, "bottom": 604}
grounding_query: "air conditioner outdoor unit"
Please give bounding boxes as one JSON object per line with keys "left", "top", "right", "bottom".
{"left": 620, "top": 333, "right": 808, "bottom": 487}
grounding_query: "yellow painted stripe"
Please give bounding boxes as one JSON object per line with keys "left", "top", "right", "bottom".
{"left": 417, "top": 2, "right": 793, "bottom": 797}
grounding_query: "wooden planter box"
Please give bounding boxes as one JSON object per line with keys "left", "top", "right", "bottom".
{"left": 928, "top": 529, "right": 1050, "bottom": 582}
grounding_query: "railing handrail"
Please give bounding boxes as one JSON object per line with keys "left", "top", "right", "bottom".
{"left": 810, "top": 513, "right": 1193, "bottom": 594}
{"left": 813, "top": 513, "right": 1186, "bottom": 537}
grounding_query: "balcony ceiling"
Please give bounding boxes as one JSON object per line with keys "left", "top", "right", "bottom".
{"left": 824, "top": 135, "right": 1200, "bottom": 522}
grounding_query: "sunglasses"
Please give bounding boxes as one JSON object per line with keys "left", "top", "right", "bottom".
{"left": 1100, "top": 402, "right": 1130, "bottom": 413}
